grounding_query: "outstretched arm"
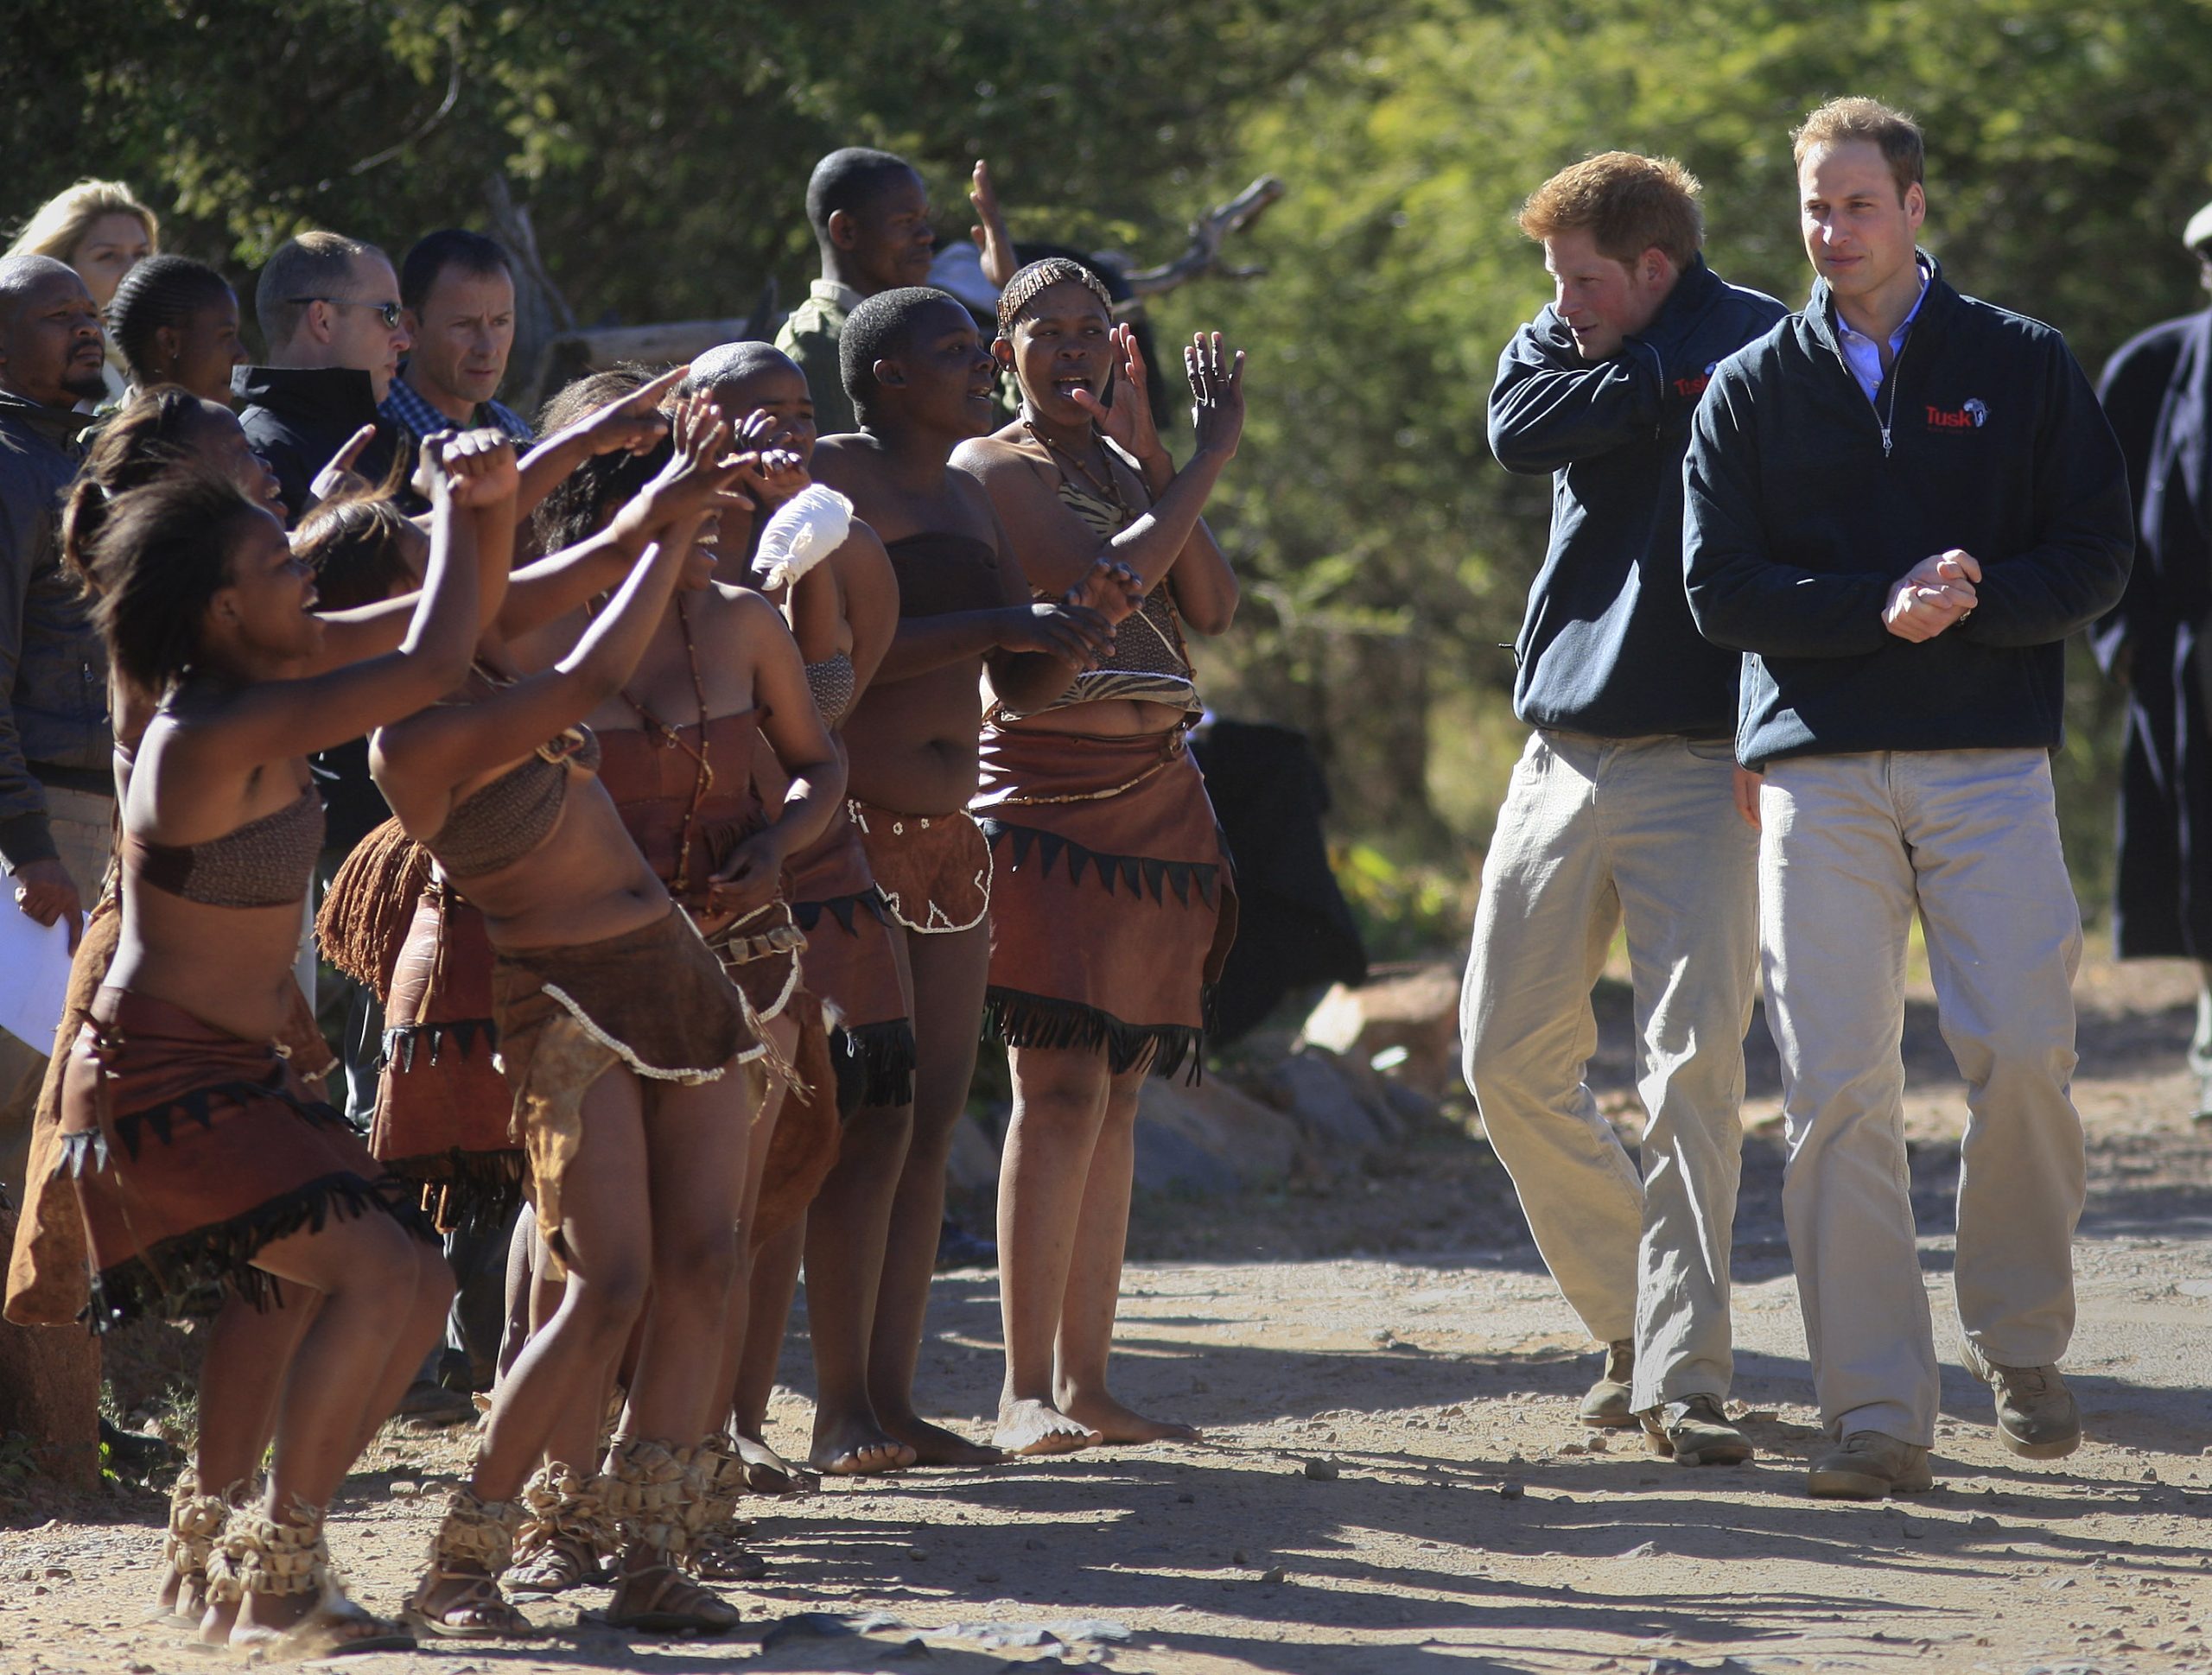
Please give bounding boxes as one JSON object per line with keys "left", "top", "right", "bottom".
{"left": 513, "top": 365, "right": 685, "bottom": 521}
{"left": 308, "top": 429, "right": 522, "bottom": 667}
{"left": 199, "top": 436, "right": 486, "bottom": 762}
{"left": 375, "top": 399, "right": 749, "bottom": 814}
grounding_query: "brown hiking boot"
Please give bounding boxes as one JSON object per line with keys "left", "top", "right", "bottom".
{"left": 1959, "top": 1339, "right": 2082, "bottom": 1460}
{"left": 1806, "top": 1430, "right": 1932, "bottom": 1500}
{"left": 1639, "top": 1394, "right": 1753, "bottom": 1466}
{"left": 1578, "top": 1339, "right": 1635, "bottom": 1428}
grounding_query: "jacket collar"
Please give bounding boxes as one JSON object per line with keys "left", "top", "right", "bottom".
{"left": 231, "top": 362, "right": 382, "bottom": 423}
{"left": 1806, "top": 250, "right": 1955, "bottom": 354}
{"left": 0, "top": 386, "right": 95, "bottom": 453}
{"left": 1653, "top": 252, "right": 1723, "bottom": 326}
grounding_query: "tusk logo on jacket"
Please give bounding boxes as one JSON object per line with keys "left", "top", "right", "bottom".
{"left": 1928, "top": 397, "right": 1989, "bottom": 429}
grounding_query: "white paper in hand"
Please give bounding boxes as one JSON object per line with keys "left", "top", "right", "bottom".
{"left": 0, "top": 905, "right": 78, "bottom": 1053}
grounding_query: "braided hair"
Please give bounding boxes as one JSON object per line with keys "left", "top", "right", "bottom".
{"left": 995, "top": 257, "right": 1114, "bottom": 339}
{"left": 106, "top": 256, "right": 232, "bottom": 388}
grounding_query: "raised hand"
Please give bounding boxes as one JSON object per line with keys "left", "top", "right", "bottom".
{"left": 311, "top": 423, "right": 378, "bottom": 505}
{"left": 998, "top": 600, "right": 1115, "bottom": 669}
{"left": 567, "top": 364, "right": 687, "bottom": 458}
{"left": 1185, "top": 331, "right": 1247, "bottom": 460}
{"left": 723, "top": 408, "right": 810, "bottom": 508}
{"left": 1071, "top": 323, "right": 1165, "bottom": 469}
{"left": 634, "top": 395, "right": 750, "bottom": 531}
{"left": 969, "top": 159, "right": 1018, "bottom": 289}
{"left": 442, "top": 429, "right": 521, "bottom": 507}
{"left": 407, "top": 427, "right": 454, "bottom": 503}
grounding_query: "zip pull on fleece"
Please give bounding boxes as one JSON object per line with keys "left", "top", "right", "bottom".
{"left": 1877, "top": 336, "right": 1908, "bottom": 459}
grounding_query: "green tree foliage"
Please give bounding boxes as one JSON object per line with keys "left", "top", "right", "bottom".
{"left": 0, "top": 2, "right": 1382, "bottom": 327}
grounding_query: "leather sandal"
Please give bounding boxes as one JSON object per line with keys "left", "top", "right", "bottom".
{"left": 606, "top": 1561, "right": 742, "bottom": 1633}
{"left": 505, "top": 1462, "right": 613, "bottom": 1596}
{"left": 404, "top": 1487, "right": 535, "bottom": 1639}
{"left": 207, "top": 1494, "right": 416, "bottom": 1659}
{"left": 600, "top": 1437, "right": 740, "bottom": 1634}
{"left": 690, "top": 1435, "right": 769, "bottom": 1583}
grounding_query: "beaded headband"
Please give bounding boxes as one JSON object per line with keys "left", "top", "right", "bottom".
{"left": 995, "top": 257, "right": 1114, "bottom": 337}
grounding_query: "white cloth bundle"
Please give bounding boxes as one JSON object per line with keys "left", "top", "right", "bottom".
{"left": 751, "top": 485, "right": 855, "bottom": 590}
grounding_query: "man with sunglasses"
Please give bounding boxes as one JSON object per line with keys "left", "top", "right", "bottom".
{"left": 234, "top": 230, "right": 410, "bottom": 524}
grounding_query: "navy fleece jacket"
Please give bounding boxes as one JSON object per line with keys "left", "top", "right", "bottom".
{"left": 1683, "top": 257, "right": 2132, "bottom": 769}
{"left": 1490, "top": 256, "right": 1786, "bottom": 738}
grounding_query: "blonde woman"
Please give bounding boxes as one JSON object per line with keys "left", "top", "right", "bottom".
{"left": 10, "top": 179, "right": 159, "bottom": 403}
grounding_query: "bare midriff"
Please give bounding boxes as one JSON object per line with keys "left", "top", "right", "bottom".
{"left": 439, "top": 767, "right": 671, "bottom": 952}
{"left": 108, "top": 891, "right": 320, "bottom": 1046}
{"left": 844, "top": 662, "right": 987, "bottom": 815}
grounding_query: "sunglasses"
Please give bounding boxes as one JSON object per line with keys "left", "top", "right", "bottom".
{"left": 288, "top": 296, "right": 404, "bottom": 328}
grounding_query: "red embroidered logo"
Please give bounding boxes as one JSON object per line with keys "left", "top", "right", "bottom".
{"left": 1926, "top": 397, "right": 1989, "bottom": 429}
{"left": 1673, "top": 374, "right": 1711, "bottom": 398}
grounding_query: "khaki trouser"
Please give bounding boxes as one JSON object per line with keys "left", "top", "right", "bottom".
{"left": 1460, "top": 730, "right": 1758, "bottom": 1410}
{"left": 1760, "top": 748, "right": 2084, "bottom": 1447}
{"left": 0, "top": 786, "right": 115, "bottom": 1197}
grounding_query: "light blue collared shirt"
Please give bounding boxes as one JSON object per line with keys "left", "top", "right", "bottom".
{"left": 1836, "top": 263, "right": 1929, "bottom": 403}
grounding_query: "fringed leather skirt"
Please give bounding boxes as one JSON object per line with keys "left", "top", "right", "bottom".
{"left": 972, "top": 724, "right": 1237, "bottom": 1082}
{"left": 372, "top": 883, "right": 524, "bottom": 1234}
{"left": 57, "top": 987, "right": 428, "bottom": 1330}
{"left": 788, "top": 798, "right": 915, "bottom": 1111}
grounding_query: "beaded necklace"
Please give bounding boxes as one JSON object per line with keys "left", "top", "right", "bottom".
{"left": 1020, "top": 411, "right": 1129, "bottom": 523}
{"left": 615, "top": 595, "right": 715, "bottom": 898}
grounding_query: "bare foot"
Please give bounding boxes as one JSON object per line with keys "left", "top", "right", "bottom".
{"left": 809, "top": 1412, "right": 917, "bottom": 1475}
{"left": 1058, "top": 1387, "right": 1203, "bottom": 1445}
{"left": 995, "top": 1398, "right": 1103, "bottom": 1457}
{"left": 151, "top": 1561, "right": 204, "bottom": 1624}
{"left": 735, "top": 1432, "right": 818, "bottom": 1495}
{"left": 197, "top": 1595, "right": 240, "bottom": 1646}
{"left": 230, "top": 1586, "right": 414, "bottom": 1654}
{"left": 880, "top": 1410, "right": 1006, "bottom": 1467}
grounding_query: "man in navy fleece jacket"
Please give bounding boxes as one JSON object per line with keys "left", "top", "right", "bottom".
{"left": 1684, "top": 98, "right": 2132, "bottom": 1500}
{"left": 1460, "top": 153, "right": 1783, "bottom": 1472}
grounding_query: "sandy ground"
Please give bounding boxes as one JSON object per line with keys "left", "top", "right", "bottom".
{"left": 3, "top": 955, "right": 2209, "bottom": 1673}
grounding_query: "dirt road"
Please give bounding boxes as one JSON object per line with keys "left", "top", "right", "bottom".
{"left": 3, "top": 956, "right": 2209, "bottom": 1673}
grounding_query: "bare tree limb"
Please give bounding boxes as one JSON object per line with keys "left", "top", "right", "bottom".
{"left": 1111, "top": 175, "right": 1287, "bottom": 301}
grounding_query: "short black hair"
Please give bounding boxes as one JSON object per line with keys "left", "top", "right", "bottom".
{"left": 839, "top": 286, "right": 964, "bottom": 416}
{"left": 805, "top": 148, "right": 921, "bottom": 238}
{"left": 677, "top": 340, "right": 799, "bottom": 403}
{"left": 106, "top": 256, "right": 233, "bottom": 386}
{"left": 400, "top": 229, "right": 513, "bottom": 314}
